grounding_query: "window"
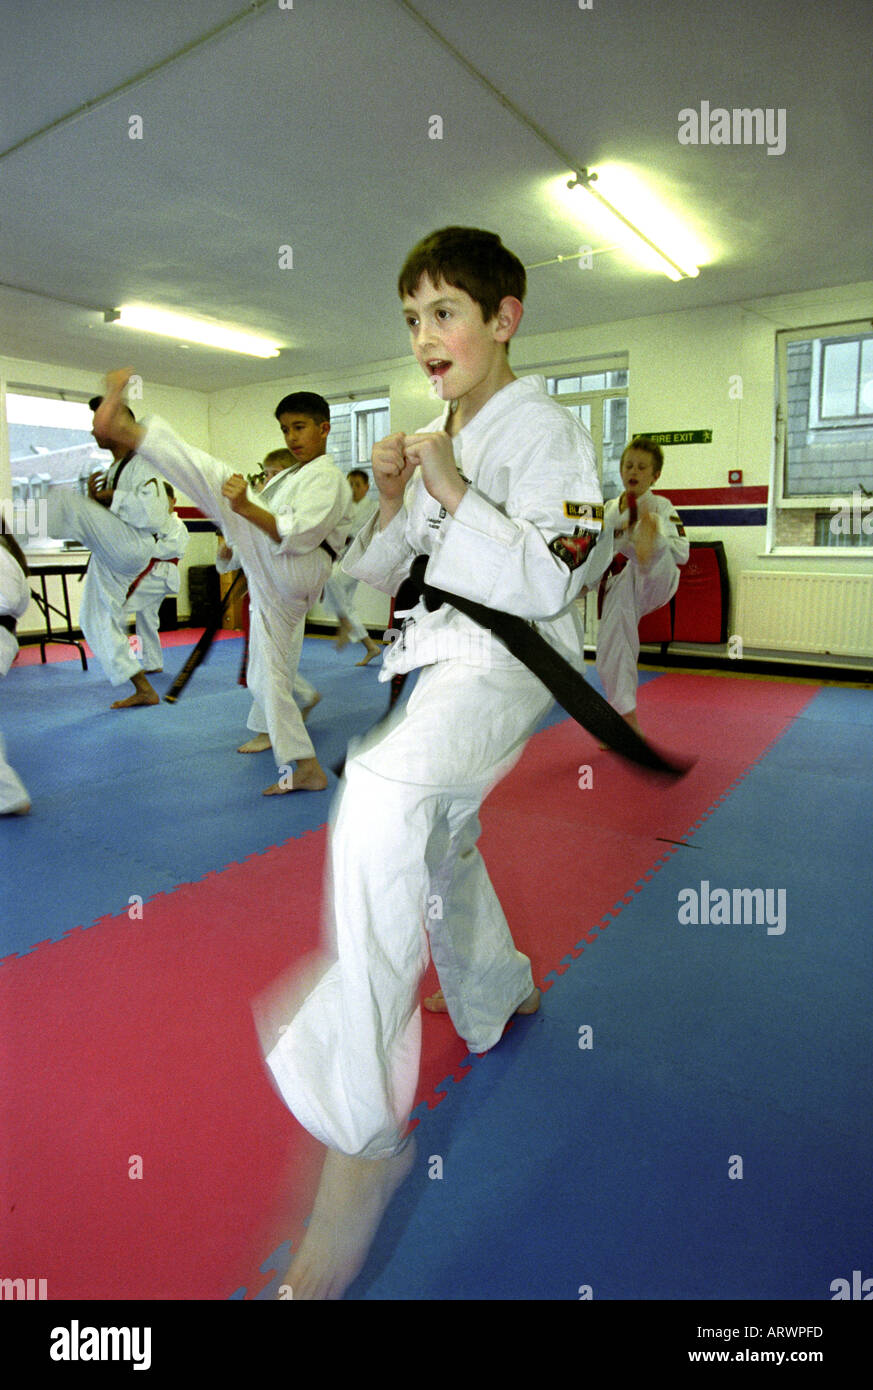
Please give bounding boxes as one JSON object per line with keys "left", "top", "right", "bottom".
{"left": 777, "top": 325, "right": 873, "bottom": 501}
{"left": 321, "top": 393, "right": 389, "bottom": 488}
{"left": 5, "top": 389, "right": 108, "bottom": 547}
{"left": 815, "top": 336, "right": 873, "bottom": 425}
{"left": 354, "top": 405, "right": 390, "bottom": 466}
{"left": 544, "top": 365, "right": 629, "bottom": 497}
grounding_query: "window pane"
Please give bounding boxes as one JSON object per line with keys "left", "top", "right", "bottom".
{"left": 821, "top": 341, "right": 859, "bottom": 418}
{"left": 782, "top": 333, "right": 873, "bottom": 497}
{"left": 7, "top": 393, "right": 106, "bottom": 496}
{"left": 860, "top": 339, "right": 873, "bottom": 413}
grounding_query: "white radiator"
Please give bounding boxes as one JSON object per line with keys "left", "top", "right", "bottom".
{"left": 736, "top": 572, "right": 873, "bottom": 657}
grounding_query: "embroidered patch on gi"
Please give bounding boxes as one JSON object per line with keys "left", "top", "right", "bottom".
{"left": 670, "top": 513, "right": 686, "bottom": 536}
{"left": 563, "top": 501, "right": 604, "bottom": 524}
{"left": 549, "top": 530, "right": 597, "bottom": 570}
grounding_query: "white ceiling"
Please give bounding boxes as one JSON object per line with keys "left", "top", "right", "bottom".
{"left": 1, "top": 0, "right": 870, "bottom": 393}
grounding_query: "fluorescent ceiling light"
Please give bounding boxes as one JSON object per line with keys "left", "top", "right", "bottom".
{"left": 568, "top": 168, "right": 700, "bottom": 281}
{"left": 105, "top": 305, "right": 282, "bottom": 358}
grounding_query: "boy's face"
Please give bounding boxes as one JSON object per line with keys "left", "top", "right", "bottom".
{"left": 620, "top": 446, "right": 660, "bottom": 498}
{"left": 349, "top": 474, "right": 368, "bottom": 502}
{"left": 277, "top": 412, "right": 329, "bottom": 465}
{"left": 401, "top": 275, "right": 520, "bottom": 409}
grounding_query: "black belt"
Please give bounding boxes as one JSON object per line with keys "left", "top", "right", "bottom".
{"left": 387, "top": 555, "right": 692, "bottom": 777}
{"left": 320, "top": 539, "right": 338, "bottom": 562}
{"left": 0, "top": 614, "right": 16, "bottom": 636}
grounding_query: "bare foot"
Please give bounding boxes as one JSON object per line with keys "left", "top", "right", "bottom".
{"left": 355, "top": 639, "right": 382, "bottom": 667}
{"left": 634, "top": 512, "right": 658, "bottom": 568}
{"left": 278, "top": 1140, "right": 416, "bottom": 1300}
{"left": 424, "top": 986, "right": 541, "bottom": 1016}
{"left": 1, "top": 802, "right": 31, "bottom": 816}
{"left": 238, "top": 734, "right": 272, "bottom": 753}
{"left": 335, "top": 618, "right": 352, "bottom": 651}
{"left": 300, "top": 693, "right": 321, "bottom": 721}
{"left": 263, "top": 758, "right": 329, "bottom": 795}
{"left": 111, "top": 689, "right": 159, "bottom": 708}
{"left": 112, "top": 672, "right": 159, "bottom": 708}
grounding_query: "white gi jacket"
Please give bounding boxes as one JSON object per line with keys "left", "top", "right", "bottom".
{"left": 605, "top": 489, "right": 689, "bottom": 569}
{"left": 105, "top": 452, "right": 172, "bottom": 535}
{"left": 0, "top": 546, "right": 29, "bottom": 678}
{"left": 344, "top": 375, "right": 606, "bottom": 675}
{"left": 136, "top": 422, "right": 353, "bottom": 608}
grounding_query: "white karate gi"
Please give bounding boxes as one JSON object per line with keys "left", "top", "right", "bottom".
{"left": 595, "top": 490, "right": 689, "bottom": 715}
{"left": 127, "top": 510, "right": 189, "bottom": 671}
{"left": 216, "top": 541, "right": 320, "bottom": 726}
{"left": 45, "top": 454, "right": 171, "bottom": 686}
{"left": 0, "top": 546, "right": 31, "bottom": 813}
{"left": 136, "top": 421, "right": 353, "bottom": 768}
{"left": 265, "top": 374, "right": 613, "bottom": 1159}
{"left": 321, "top": 493, "right": 379, "bottom": 642}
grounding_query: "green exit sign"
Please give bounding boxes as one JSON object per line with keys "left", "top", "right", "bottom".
{"left": 636, "top": 430, "right": 713, "bottom": 445}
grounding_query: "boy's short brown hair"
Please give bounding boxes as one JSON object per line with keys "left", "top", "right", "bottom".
{"left": 624, "top": 437, "right": 664, "bottom": 475}
{"left": 398, "top": 226, "right": 526, "bottom": 324}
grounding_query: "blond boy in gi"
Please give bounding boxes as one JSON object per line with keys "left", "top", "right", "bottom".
{"left": 595, "top": 439, "right": 689, "bottom": 737}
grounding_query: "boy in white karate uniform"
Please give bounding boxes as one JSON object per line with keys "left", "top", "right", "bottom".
{"left": 126, "top": 484, "right": 188, "bottom": 674}
{"left": 595, "top": 439, "right": 689, "bottom": 738}
{"left": 218, "top": 451, "right": 321, "bottom": 735}
{"left": 92, "top": 391, "right": 353, "bottom": 796}
{"left": 322, "top": 470, "right": 382, "bottom": 665}
{"left": 0, "top": 533, "right": 32, "bottom": 815}
{"left": 45, "top": 397, "right": 173, "bottom": 709}
{"left": 257, "top": 226, "right": 618, "bottom": 1299}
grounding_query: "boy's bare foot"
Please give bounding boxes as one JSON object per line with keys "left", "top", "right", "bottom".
{"left": 263, "top": 757, "right": 329, "bottom": 795}
{"left": 424, "top": 985, "right": 541, "bottom": 1016}
{"left": 300, "top": 693, "right": 321, "bottom": 720}
{"left": 335, "top": 618, "right": 352, "bottom": 651}
{"left": 2, "top": 801, "right": 31, "bottom": 816}
{"left": 238, "top": 733, "right": 272, "bottom": 753}
{"left": 111, "top": 690, "right": 160, "bottom": 708}
{"left": 279, "top": 1140, "right": 416, "bottom": 1300}
{"left": 355, "top": 638, "right": 382, "bottom": 666}
{"left": 112, "top": 672, "right": 159, "bottom": 708}
{"left": 634, "top": 511, "right": 658, "bottom": 568}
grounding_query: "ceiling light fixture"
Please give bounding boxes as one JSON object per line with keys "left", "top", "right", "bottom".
{"left": 104, "top": 306, "right": 282, "bottom": 358}
{"left": 568, "top": 169, "right": 700, "bottom": 281}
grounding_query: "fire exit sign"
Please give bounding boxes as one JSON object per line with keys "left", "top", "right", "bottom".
{"left": 636, "top": 430, "right": 713, "bottom": 445}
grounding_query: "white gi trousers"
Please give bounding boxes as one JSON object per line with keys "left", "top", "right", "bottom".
{"left": 0, "top": 631, "right": 29, "bottom": 814}
{"left": 245, "top": 597, "right": 316, "bottom": 766}
{"left": 265, "top": 657, "right": 553, "bottom": 1159}
{"left": 596, "top": 547, "right": 680, "bottom": 715}
{"left": 127, "top": 566, "right": 180, "bottom": 671}
{"left": 322, "top": 566, "right": 367, "bottom": 642}
{"left": 46, "top": 490, "right": 153, "bottom": 687}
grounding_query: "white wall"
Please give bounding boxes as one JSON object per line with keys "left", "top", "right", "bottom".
{"left": 6, "top": 277, "right": 872, "bottom": 657}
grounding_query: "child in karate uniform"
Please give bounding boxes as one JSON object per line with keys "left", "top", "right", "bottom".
{"left": 257, "top": 226, "right": 618, "bottom": 1299}
{"left": 0, "top": 533, "right": 31, "bottom": 815}
{"left": 92, "top": 391, "right": 353, "bottom": 796}
{"left": 126, "top": 484, "right": 188, "bottom": 674}
{"left": 321, "top": 470, "right": 382, "bottom": 665}
{"left": 595, "top": 438, "right": 689, "bottom": 738}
